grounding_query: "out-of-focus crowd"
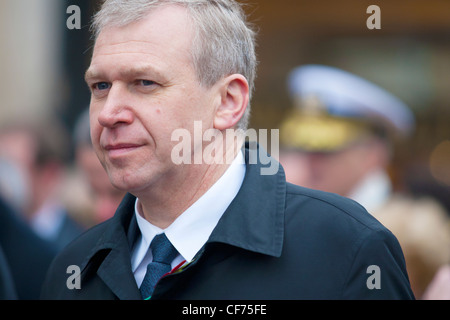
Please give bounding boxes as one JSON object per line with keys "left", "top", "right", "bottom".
{"left": 0, "top": 108, "right": 124, "bottom": 299}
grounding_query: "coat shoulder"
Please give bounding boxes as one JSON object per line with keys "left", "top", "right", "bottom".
{"left": 285, "top": 182, "right": 385, "bottom": 232}
{"left": 58, "top": 219, "right": 112, "bottom": 262}
{"left": 283, "top": 183, "right": 414, "bottom": 299}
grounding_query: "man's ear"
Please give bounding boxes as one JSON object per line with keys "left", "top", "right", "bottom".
{"left": 213, "top": 74, "right": 249, "bottom": 131}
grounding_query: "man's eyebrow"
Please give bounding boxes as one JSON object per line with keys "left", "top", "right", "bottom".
{"left": 84, "top": 69, "right": 98, "bottom": 82}
{"left": 85, "top": 65, "right": 164, "bottom": 82}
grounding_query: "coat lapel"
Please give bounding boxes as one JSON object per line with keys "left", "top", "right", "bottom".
{"left": 208, "top": 143, "right": 285, "bottom": 257}
{"left": 81, "top": 193, "right": 141, "bottom": 300}
{"left": 96, "top": 246, "right": 141, "bottom": 300}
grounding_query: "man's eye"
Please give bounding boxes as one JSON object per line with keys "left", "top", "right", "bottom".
{"left": 95, "top": 82, "right": 110, "bottom": 90}
{"left": 140, "top": 80, "right": 156, "bottom": 86}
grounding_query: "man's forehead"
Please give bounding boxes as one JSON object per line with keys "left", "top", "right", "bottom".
{"left": 85, "top": 62, "right": 165, "bottom": 82}
{"left": 86, "top": 37, "right": 191, "bottom": 81}
{"left": 88, "top": 5, "right": 193, "bottom": 68}
{"left": 93, "top": 4, "right": 193, "bottom": 49}
{"left": 86, "top": 6, "right": 195, "bottom": 80}
{"left": 91, "top": 39, "right": 162, "bottom": 59}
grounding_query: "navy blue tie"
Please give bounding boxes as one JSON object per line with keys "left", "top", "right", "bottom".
{"left": 140, "top": 233, "right": 178, "bottom": 300}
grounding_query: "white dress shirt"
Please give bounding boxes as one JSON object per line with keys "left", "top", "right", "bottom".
{"left": 131, "top": 151, "right": 246, "bottom": 287}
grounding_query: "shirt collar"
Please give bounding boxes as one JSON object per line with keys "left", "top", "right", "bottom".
{"left": 134, "top": 151, "right": 246, "bottom": 263}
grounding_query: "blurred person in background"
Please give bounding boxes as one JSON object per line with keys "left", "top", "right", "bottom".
{"left": 73, "top": 108, "right": 125, "bottom": 224}
{"left": 0, "top": 157, "right": 30, "bottom": 214}
{"left": 0, "top": 119, "right": 85, "bottom": 251}
{"left": 0, "top": 244, "right": 17, "bottom": 299}
{"left": 0, "top": 194, "right": 56, "bottom": 299}
{"left": 376, "top": 197, "right": 450, "bottom": 299}
{"left": 278, "top": 64, "right": 450, "bottom": 299}
{"left": 422, "top": 264, "right": 450, "bottom": 299}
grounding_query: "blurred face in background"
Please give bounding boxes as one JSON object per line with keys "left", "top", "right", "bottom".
{"left": 0, "top": 126, "right": 66, "bottom": 217}
{"left": 76, "top": 144, "right": 124, "bottom": 223}
{"left": 280, "top": 137, "right": 389, "bottom": 197}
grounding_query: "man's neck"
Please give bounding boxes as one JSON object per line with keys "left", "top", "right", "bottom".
{"left": 134, "top": 134, "right": 245, "bottom": 228}
{"left": 136, "top": 160, "right": 232, "bottom": 229}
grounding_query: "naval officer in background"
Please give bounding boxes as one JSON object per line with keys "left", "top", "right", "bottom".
{"left": 279, "top": 64, "right": 450, "bottom": 299}
{"left": 279, "top": 64, "right": 415, "bottom": 213}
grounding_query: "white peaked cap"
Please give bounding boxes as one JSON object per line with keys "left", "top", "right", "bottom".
{"left": 287, "top": 64, "right": 415, "bottom": 136}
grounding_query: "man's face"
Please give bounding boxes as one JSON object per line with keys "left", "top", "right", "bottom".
{"left": 85, "top": 5, "right": 217, "bottom": 194}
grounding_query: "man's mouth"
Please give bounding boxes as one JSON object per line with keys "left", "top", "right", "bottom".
{"left": 104, "top": 143, "right": 143, "bottom": 158}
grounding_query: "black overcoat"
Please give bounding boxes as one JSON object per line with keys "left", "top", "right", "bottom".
{"left": 41, "top": 145, "right": 414, "bottom": 300}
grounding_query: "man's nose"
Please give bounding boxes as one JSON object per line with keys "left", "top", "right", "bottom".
{"left": 97, "top": 83, "right": 134, "bottom": 128}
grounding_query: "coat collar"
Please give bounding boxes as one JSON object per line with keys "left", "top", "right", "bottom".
{"left": 207, "top": 143, "right": 285, "bottom": 257}
{"left": 79, "top": 194, "right": 141, "bottom": 300}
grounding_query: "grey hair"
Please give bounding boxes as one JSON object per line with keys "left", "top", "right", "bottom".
{"left": 91, "top": 0, "right": 258, "bottom": 130}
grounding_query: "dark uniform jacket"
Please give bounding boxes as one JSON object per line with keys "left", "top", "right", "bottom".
{"left": 41, "top": 146, "right": 414, "bottom": 300}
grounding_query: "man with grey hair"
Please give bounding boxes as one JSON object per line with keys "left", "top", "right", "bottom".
{"left": 41, "top": 0, "right": 414, "bottom": 300}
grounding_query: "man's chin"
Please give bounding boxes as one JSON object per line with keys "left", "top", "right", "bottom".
{"left": 108, "top": 174, "right": 146, "bottom": 194}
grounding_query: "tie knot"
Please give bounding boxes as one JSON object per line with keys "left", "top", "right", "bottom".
{"left": 150, "top": 233, "right": 178, "bottom": 265}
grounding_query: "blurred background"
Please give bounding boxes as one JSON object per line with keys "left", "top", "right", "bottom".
{"left": 0, "top": 0, "right": 449, "bottom": 299}
{"left": 1, "top": 0, "right": 448, "bottom": 210}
